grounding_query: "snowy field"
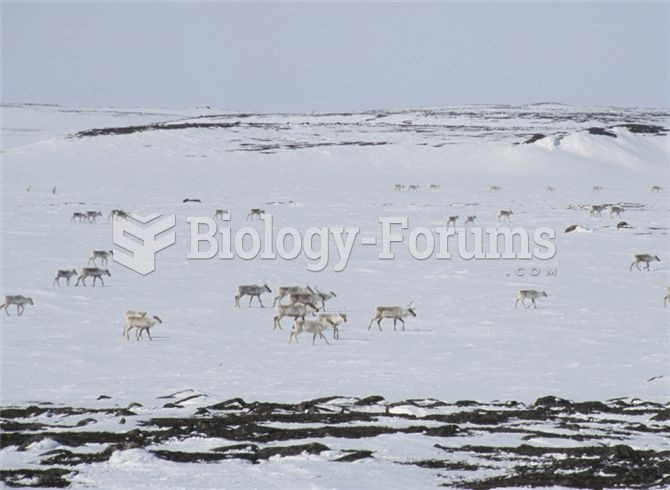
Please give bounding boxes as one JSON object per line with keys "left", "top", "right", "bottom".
{"left": 1, "top": 103, "right": 669, "bottom": 488}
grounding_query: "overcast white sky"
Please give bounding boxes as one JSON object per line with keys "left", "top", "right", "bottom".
{"left": 2, "top": 2, "right": 669, "bottom": 111}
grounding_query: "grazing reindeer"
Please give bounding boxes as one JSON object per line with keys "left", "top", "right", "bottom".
{"left": 289, "top": 318, "right": 330, "bottom": 345}
{"left": 545, "top": 186, "right": 556, "bottom": 192}
{"left": 75, "top": 268, "right": 111, "bottom": 286}
{"left": 652, "top": 186, "right": 663, "bottom": 193}
{"left": 273, "top": 286, "right": 314, "bottom": 306}
{"left": 122, "top": 310, "right": 146, "bottom": 339}
{"left": 630, "top": 254, "right": 660, "bottom": 272}
{"left": 318, "top": 312, "right": 347, "bottom": 339}
{"left": 368, "top": 303, "right": 416, "bottom": 331}
{"left": 408, "top": 184, "right": 420, "bottom": 191}
{"left": 515, "top": 290, "right": 548, "bottom": 309}
{"left": 664, "top": 287, "right": 670, "bottom": 307}
{"left": 214, "top": 209, "right": 229, "bottom": 221}
{"left": 85, "top": 211, "right": 102, "bottom": 223}
{"left": 247, "top": 208, "right": 265, "bottom": 220}
{"left": 447, "top": 216, "right": 459, "bottom": 227}
{"left": 464, "top": 216, "right": 476, "bottom": 227}
{"left": 26, "top": 185, "right": 31, "bottom": 192}
{"left": 592, "top": 186, "right": 604, "bottom": 192}
{"left": 609, "top": 205, "right": 624, "bottom": 218}
{"left": 589, "top": 205, "right": 607, "bottom": 217}
{"left": 71, "top": 212, "right": 87, "bottom": 223}
{"left": 0, "top": 295, "right": 34, "bottom": 316}
{"left": 498, "top": 210, "right": 513, "bottom": 222}
{"left": 274, "top": 303, "right": 317, "bottom": 330}
{"left": 490, "top": 185, "right": 502, "bottom": 192}
{"left": 53, "top": 269, "right": 78, "bottom": 286}
{"left": 108, "top": 209, "right": 129, "bottom": 221}
{"left": 234, "top": 283, "right": 272, "bottom": 307}
{"left": 394, "top": 184, "right": 405, "bottom": 191}
{"left": 52, "top": 186, "right": 57, "bottom": 195}
{"left": 429, "top": 184, "right": 440, "bottom": 191}
{"left": 89, "top": 250, "right": 114, "bottom": 266}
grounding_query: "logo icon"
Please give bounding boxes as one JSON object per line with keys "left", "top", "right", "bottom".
{"left": 113, "top": 213, "right": 176, "bottom": 275}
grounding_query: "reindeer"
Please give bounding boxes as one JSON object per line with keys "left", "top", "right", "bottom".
{"left": 498, "top": 210, "right": 514, "bottom": 222}
{"left": 124, "top": 314, "right": 162, "bottom": 341}
{"left": 108, "top": 209, "right": 129, "bottom": 221}
{"left": 0, "top": 295, "right": 34, "bottom": 316}
{"left": 490, "top": 185, "right": 502, "bottom": 192}
{"left": 273, "top": 286, "right": 314, "bottom": 306}
{"left": 429, "top": 184, "right": 440, "bottom": 191}
{"left": 464, "top": 216, "right": 476, "bottom": 227}
{"left": 394, "top": 184, "right": 405, "bottom": 192}
{"left": 515, "top": 290, "right": 548, "bottom": 309}
{"left": 75, "top": 268, "right": 111, "bottom": 286}
{"left": 609, "top": 205, "right": 624, "bottom": 218}
{"left": 53, "top": 269, "right": 78, "bottom": 286}
{"left": 447, "top": 216, "right": 459, "bottom": 227}
{"left": 592, "top": 186, "right": 604, "bottom": 192}
{"left": 234, "top": 283, "right": 272, "bottom": 307}
{"left": 89, "top": 250, "right": 114, "bottom": 266}
{"left": 314, "top": 289, "right": 337, "bottom": 310}
{"left": 247, "top": 208, "right": 265, "bottom": 220}
{"left": 630, "top": 254, "right": 660, "bottom": 272}
{"left": 274, "top": 303, "right": 317, "bottom": 330}
{"left": 545, "top": 186, "right": 556, "bottom": 192}
{"left": 408, "top": 185, "right": 420, "bottom": 192}
{"left": 71, "top": 212, "right": 86, "bottom": 223}
{"left": 589, "top": 205, "right": 607, "bottom": 217}
{"left": 368, "top": 303, "right": 416, "bottom": 331}
{"left": 289, "top": 318, "right": 330, "bottom": 345}
{"left": 214, "top": 209, "right": 230, "bottom": 221}
{"left": 652, "top": 186, "right": 663, "bottom": 193}
{"left": 85, "top": 211, "right": 102, "bottom": 223}
{"left": 318, "top": 312, "right": 347, "bottom": 339}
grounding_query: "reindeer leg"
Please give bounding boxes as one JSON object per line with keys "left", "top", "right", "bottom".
{"left": 400, "top": 318, "right": 406, "bottom": 331}
{"left": 17, "top": 305, "right": 24, "bottom": 316}
{"left": 147, "top": 329, "right": 152, "bottom": 341}
{"left": 377, "top": 318, "right": 383, "bottom": 331}
{"left": 393, "top": 318, "right": 397, "bottom": 331}
{"left": 249, "top": 295, "right": 253, "bottom": 307}
{"left": 258, "top": 296, "right": 265, "bottom": 308}
{"left": 0, "top": 304, "right": 7, "bottom": 316}
{"left": 532, "top": 298, "right": 537, "bottom": 309}
{"left": 321, "top": 332, "right": 330, "bottom": 345}
{"left": 515, "top": 298, "right": 520, "bottom": 309}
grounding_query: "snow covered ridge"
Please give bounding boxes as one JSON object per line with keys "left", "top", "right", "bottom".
{"left": 1, "top": 394, "right": 669, "bottom": 489}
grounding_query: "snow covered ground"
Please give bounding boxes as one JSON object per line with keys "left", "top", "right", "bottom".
{"left": 1, "top": 103, "right": 669, "bottom": 487}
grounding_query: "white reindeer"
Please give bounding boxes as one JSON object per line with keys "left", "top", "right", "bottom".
{"left": 0, "top": 295, "right": 34, "bottom": 316}
{"left": 609, "top": 205, "right": 624, "bottom": 218}
{"left": 53, "top": 269, "right": 78, "bottom": 286}
{"left": 273, "top": 286, "right": 314, "bottom": 306}
{"left": 498, "top": 210, "right": 513, "bottom": 222}
{"left": 122, "top": 310, "right": 146, "bottom": 339}
{"left": 464, "top": 216, "right": 476, "bottom": 227}
{"left": 447, "top": 216, "right": 459, "bottom": 227}
{"left": 368, "top": 303, "right": 416, "bottom": 331}
{"left": 630, "top": 254, "right": 660, "bottom": 272}
{"left": 592, "top": 185, "right": 604, "bottom": 192}
{"left": 589, "top": 205, "right": 607, "bottom": 217}
{"left": 75, "top": 268, "right": 111, "bottom": 286}
{"left": 124, "top": 314, "right": 162, "bottom": 341}
{"left": 234, "top": 283, "right": 272, "bottom": 307}
{"left": 89, "top": 250, "right": 114, "bottom": 266}
{"left": 289, "top": 318, "right": 330, "bottom": 345}
{"left": 318, "top": 312, "right": 347, "bottom": 339}
{"left": 247, "top": 208, "right": 265, "bottom": 220}
{"left": 314, "top": 289, "right": 337, "bottom": 310}
{"left": 214, "top": 209, "right": 230, "bottom": 221}
{"left": 274, "top": 303, "right": 317, "bottom": 330}
{"left": 515, "top": 290, "right": 548, "bottom": 309}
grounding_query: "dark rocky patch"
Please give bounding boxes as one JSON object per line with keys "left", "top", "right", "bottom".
{"left": 335, "top": 450, "right": 375, "bottom": 462}
{"left": 587, "top": 127, "right": 617, "bottom": 138}
{"left": 614, "top": 123, "right": 667, "bottom": 135}
{"left": 522, "top": 133, "right": 546, "bottom": 144}
{"left": 0, "top": 468, "right": 74, "bottom": 488}
{"left": 565, "top": 224, "right": 578, "bottom": 233}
